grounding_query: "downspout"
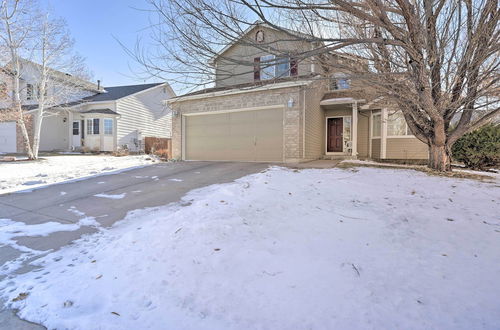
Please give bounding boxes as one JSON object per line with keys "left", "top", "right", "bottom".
{"left": 381, "top": 108, "right": 388, "bottom": 159}
{"left": 302, "top": 87, "right": 306, "bottom": 160}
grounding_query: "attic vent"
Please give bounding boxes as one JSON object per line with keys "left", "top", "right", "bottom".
{"left": 255, "top": 30, "right": 264, "bottom": 43}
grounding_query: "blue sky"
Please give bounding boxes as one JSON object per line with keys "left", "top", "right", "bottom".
{"left": 42, "top": 0, "right": 158, "bottom": 87}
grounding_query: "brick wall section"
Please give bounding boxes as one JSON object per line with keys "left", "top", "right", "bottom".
{"left": 170, "top": 86, "right": 304, "bottom": 162}
{"left": 1, "top": 110, "right": 34, "bottom": 153}
{"left": 16, "top": 115, "right": 34, "bottom": 153}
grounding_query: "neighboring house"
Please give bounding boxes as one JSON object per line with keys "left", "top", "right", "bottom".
{"left": 168, "top": 23, "right": 428, "bottom": 162}
{"left": 0, "top": 60, "right": 175, "bottom": 153}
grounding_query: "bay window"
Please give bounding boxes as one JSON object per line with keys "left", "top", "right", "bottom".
{"left": 104, "top": 118, "right": 113, "bottom": 135}
{"left": 371, "top": 112, "right": 381, "bottom": 138}
{"left": 86, "top": 118, "right": 100, "bottom": 135}
{"left": 387, "top": 111, "right": 411, "bottom": 136}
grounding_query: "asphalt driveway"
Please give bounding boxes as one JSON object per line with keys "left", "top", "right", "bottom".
{"left": 0, "top": 161, "right": 269, "bottom": 329}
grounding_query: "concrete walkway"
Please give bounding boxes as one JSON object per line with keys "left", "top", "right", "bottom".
{"left": 286, "top": 159, "right": 341, "bottom": 169}
{"left": 0, "top": 161, "right": 269, "bottom": 329}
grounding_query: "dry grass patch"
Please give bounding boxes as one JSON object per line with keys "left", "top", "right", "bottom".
{"left": 339, "top": 161, "right": 496, "bottom": 183}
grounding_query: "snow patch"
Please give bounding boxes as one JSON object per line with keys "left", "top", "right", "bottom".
{"left": 94, "top": 193, "right": 126, "bottom": 200}
{"left": 0, "top": 155, "right": 159, "bottom": 194}
{"left": 1, "top": 167, "right": 499, "bottom": 329}
{"left": 169, "top": 178, "right": 183, "bottom": 182}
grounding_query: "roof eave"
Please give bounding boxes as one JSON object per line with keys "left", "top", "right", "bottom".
{"left": 168, "top": 79, "right": 314, "bottom": 103}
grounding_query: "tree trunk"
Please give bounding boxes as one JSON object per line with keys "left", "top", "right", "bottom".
{"left": 31, "top": 110, "right": 43, "bottom": 160}
{"left": 16, "top": 105, "right": 35, "bottom": 160}
{"left": 428, "top": 143, "right": 452, "bottom": 172}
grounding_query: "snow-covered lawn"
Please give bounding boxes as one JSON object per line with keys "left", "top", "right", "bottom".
{"left": 0, "top": 155, "right": 158, "bottom": 194}
{"left": 1, "top": 166, "right": 499, "bottom": 329}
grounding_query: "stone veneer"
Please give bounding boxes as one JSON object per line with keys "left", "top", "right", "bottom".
{"left": 16, "top": 115, "right": 34, "bottom": 153}
{"left": 169, "top": 86, "right": 304, "bottom": 162}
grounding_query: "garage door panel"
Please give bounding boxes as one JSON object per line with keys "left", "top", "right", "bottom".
{"left": 0, "top": 122, "right": 17, "bottom": 153}
{"left": 185, "top": 108, "right": 283, "bottom": 162}
{"left": 185, "top": 114, "right": 230, "bottom": 160}
{"left": 255, "top": 109, "right": 283, "bottom": 162}
{"left": 229, "top": 111, "right": 256, "bottom": 161}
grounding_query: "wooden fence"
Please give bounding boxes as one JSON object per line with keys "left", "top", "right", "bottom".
{"left": 144, "top": 137, "right": 172, "bottom": 159}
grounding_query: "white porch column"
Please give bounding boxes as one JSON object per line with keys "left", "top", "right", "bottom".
{"left": 381, "top": 108, "right": 388, "bottom": 159}
{"left": 351, "top": 101, "right": 358, "bottom": 158}
{"left": 67, "top": 111, "right": 73, "bottom": 150}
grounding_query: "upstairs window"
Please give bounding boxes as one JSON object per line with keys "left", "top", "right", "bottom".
{"left": 36, "top": 83, "right": 48, "bottom": 99}
{"left": 260, "top": 55, "right": 276, "bottom": 80}
{"left": 330, "top": 76, "right": 351, "bottom": 91}
{"left": 26, "top": 84, "right": 34, "bottom": 100}
{"left": 254, "top": 55, "right": 297, "bottom": 81}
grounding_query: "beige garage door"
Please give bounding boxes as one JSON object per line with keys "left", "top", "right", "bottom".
{"left": 185, "top": 108, "right": 283, "bottom": 162}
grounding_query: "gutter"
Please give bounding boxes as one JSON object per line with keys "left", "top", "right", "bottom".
{"left": 167, "top": 80, "right": 315, "bottom": 103}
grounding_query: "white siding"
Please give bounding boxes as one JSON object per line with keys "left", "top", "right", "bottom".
{"left": 0, "top": 122, "right": 17, "bottom": 153}
{"left": 115, "top": 85, "right": 173, "bottom": 151}
{"left": 39, "top": 114, "right": 69, "bottom": 151}
{"left": 18, "top": 61, "right": 96, "bottom": 107}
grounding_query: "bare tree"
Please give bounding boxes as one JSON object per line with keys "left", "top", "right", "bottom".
{"left": 1, "top": 0, "right": 92, "bottom": 159}
{"left": 0, "top": 0, "right": 36, "bottom": 159}
{"left": 132, "top": 0, "right": 499, "bottom": 171}
{"left": 29, "top": 14, "right": 92, "bottom": 158}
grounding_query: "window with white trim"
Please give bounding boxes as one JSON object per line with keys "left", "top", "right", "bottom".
{"left": 72, "top": 121, "right": 79, "bottom": 135}
{"left": 86, "top": 118, "right": 100, "bottom": 135}
{"left": 26, "top": 84, "right": 34, "bottom": 100}
{"left": 330, "top": 77, "right": 350, "bottom": 90}
{"left": 371, "top": 112, "right": 381, "bottom": 138}
{"left": 329, "top": 73, "right": 351, "bottom": 91}
{"left": 260, "top": 55, "right": 276, "bottom": 80}
{"left": 275, "top": 57, "right": 290, "bottom": 78}
{"left": 104, "top": 118, "right": 113, "bottom": 135}
{"left": 258, "top": 55, "right": 293, "bottom": 80}
{"left": 36, "top": 83, "right": 48, "bottom": 99}
{"left": 387, "top": 111, "right": 411, "bottom": 136}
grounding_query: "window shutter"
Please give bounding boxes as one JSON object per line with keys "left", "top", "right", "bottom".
{"left": 254, "top": 57, "right": 261, "bottom": 81}
{"left": 290, "top": 58, "right": 298, "bottom": 76}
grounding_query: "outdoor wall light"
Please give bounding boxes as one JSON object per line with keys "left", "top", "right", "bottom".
{"left": 63, "top": 117, "right": 67, "bottom": 123}
{"left": 287, "top": 98, "right": 295, "bottom": 108}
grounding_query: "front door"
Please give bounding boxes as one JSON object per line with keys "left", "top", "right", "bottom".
{"left": 327, "top": 118, "right": 343, "bottom": 152}
{"left": 72, "top": 120, "right": 81, "bottom": 147}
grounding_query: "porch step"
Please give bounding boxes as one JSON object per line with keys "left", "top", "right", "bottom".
{"left": 322, "top": 155, "right": 357, "bottom": 160}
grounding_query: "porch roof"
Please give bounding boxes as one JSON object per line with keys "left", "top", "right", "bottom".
{"left": 320, "top": 97, "right": 366, "bottom": 106}
{"left": 80, "top": 108, "right": 119, "bottom": 116}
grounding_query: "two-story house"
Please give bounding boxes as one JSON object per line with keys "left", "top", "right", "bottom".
{"left": 167, "top": 23, "right": 428, "bottom": 162}
{"left": 0, "top": 59, "right": 175, "bottom": 153}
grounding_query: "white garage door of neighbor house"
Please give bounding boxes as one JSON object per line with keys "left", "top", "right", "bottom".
{"left": 185, "top": 108, "right": 283, "bottom": 162}
{"left": 0, "top": 122, "right": 17, "bottom": 153}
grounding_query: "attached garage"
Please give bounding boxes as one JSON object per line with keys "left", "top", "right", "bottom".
{"left": 184, "top": 107, "right": 284, "bottom": 162}
{"left": 0, "top": 122, "right": 17, "bottom": 153}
